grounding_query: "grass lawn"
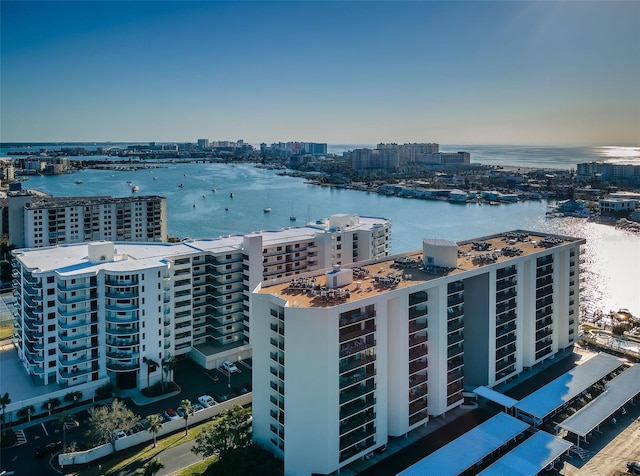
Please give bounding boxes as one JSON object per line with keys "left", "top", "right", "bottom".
{"left": 0, "top": 324, "right": 13, "bottom": 340}
{"left": 172, "top": 457, "right": 215, "bottom": 476}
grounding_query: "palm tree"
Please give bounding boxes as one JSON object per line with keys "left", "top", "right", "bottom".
{"left": 143, "top": 357, "right": 159, "bottom": 390}
{"left": 178, "top": 399, "right": 194, "bottom": 435}
{"left": 0, "top": 392, "right": 10, "bottom": 432}
{"left": 147, "top": 414, "right": 163, "bottom": 448}
{"left": 58, "top": 410, "right": 68, "bottom": 454}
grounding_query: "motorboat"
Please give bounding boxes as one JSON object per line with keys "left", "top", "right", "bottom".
{"left": 75, "top": 179, "right": 84, "bottom": 184}
{"left": 131, "top": 185, "right": 140, "bottom": 193}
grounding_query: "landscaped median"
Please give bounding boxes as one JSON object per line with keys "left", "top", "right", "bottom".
{"left": 59, "top": 393, "right": 251, "bottom": 470}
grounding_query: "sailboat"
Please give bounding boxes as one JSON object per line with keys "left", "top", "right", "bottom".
{"left": 264, "top": 193, "right": 272, "bottom": 213}
{"left": 289, "top": 203, "right": 296, "bottom": 221}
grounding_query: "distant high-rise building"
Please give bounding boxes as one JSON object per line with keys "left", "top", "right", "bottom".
{"left": 6, "top": 190, "right": 167, "bottom": 248}
{"left": 197, "top": 139, "right": 210, "bottom": 148}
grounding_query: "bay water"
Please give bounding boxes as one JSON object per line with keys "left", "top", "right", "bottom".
{"left": 18, "top": 161, "right": 640, "bottom": 317}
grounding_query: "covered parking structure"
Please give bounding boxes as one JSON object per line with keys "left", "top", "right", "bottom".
{"left": 474, "top": 385, "right": 519, "bottom": 415}
{"left": 398, "top": 413, "right": 529, "bottom": 476}
{"left": 513, "top": 353, "right": 623, "bottom": 427}
{"left": 477, "top": 430, "right": 573, "bottom": 476}
{"left": 558, "top": 364, "right": 640, "bottom": 447}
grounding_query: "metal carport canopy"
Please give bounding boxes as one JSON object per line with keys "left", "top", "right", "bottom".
{"left": 474, "top": 386, "right": 519, "bottom": 409}
{"left": 397, "top": 413, "right": 529, "bottom": 476}
{"left": 514, "top": 353, "right": 623, "bottom": 422}
{"left": 558, "top": 364, "right": 640, "bottom": 437}
{"left": 477, "top": 430, "right": 573, "bottom": 476}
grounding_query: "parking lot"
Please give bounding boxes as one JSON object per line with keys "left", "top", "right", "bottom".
{"left": 0, "top": 356, "right": 253, "bottom": 475}
{"left": 560, "top": 401, "right": 640, "bottom": 476}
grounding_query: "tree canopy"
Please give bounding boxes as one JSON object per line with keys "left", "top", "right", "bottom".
{"left": 191, "top": 405, "right": 252, "bottom": 460}
{"left": 85, "top": 399, "right": 138, "bottom": 450}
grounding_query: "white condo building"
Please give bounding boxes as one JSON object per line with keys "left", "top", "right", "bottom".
{"left": 6, "top": 190, "right": 168, "bottom": 248}
{"left": 251, "top": 230, "right": 584, "bottom": 475}
{"left": 11, "top": 215, "right": 390, "bottom": 392}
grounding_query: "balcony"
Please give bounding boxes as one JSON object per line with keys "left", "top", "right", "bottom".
{"left": 409, "top": 359, "right": 428, "bottom": 374}
{"left": 496, "top": 277, "right": 517, "bottom": 291}
{"left": 447, "top": 344, "right": 464, "bottom": 359}
{"left": 496, "top": 266, "right": 517, "bottom": 280}
{"left": 535, "top": 317, "right": 553, "bottom": 330}
{"left": 447, "top": 368, "right": 463, "bottom": 384}
{"left": 58, "top": 330, "right": 94, "bottom": 341}
{"left": 59, "top": 353, "right": 96, "bottom": 366}
{"left": 339, "top": 324, "right": 376, "bottom": 344}
{"left": 496, "top": 333, "right": 516, "bottom": 349}
{"left": 409, "top": 345, "right": 428, "bottom": 361}
{"left": 496, "top": 290, "right": 517, "bottom": 303}
{"left": 409, "top": 306, "right": 428, "bottom": 320}
{"left": 408, "top": 334, "right": 427, "bottom": 348}
{"left": 339, "top": 426, "right": 376, "bottom": 454}
{"left": 447, "top": 356, "right": 464, "bottom": 371}
{"left": 340, "top": 337, "right": 376, "bottom": 358}
{"left": 447, "top": 332, "right": 464, "bottom": 346}
{"left": 105, "top": 301, "right": 138, "bottom": 312}
{"left": 409, "top": 321, "right": 428, "bottom": 335}
{"left": 496, "top": 345, "right": 516, "bottom": 359}
{"left": 58, "top": 317, "right": 97, "bottom": 330}
{"left": 535, "top": 339, "right": 552, "bottom": 352}
{"left": 409, "top": 398, "right": 428, "bottom": 416}
{"left": 106, "top": 325, "right": 139, "bottom": 336}
{"left": 496, "top": 323, "right": 516, "bottom": 338}
{"left": 339, "top": 411, "right": 376, "bottom": 437}
{"left": 536, "top": 266, "right": 553, "bottom": 278}
{"left": 105, "top": 289, "right": 138, "bottom": 299}
{"left": 447, "top": 295, "right": 464, "bottom": 307}
{"left": 496, "top": 357, "right": 516, "bottom": 373}
{"left": 535, "top": 327, "right": 553, "bottom": 341}
{"left": 340, "top": 378, "right": 376, "bottom": 406}
{"left": 339, "top": 397, "right": 376, "bottom": 420}
{"left": 447, "top": 307, "right": 464, "bottom": 319}
{"left": 106, "top": 359, "right": 140, "bottom": 372}
{"left": 107, "top": 349, "right": 140, "bottom": 360}
{"left": 496, "top": 311, "right": 516, "bottom": 325}
{"left": 339, "top": 353, "right": 376, "bottom": 375}
{"left": 106, "top": 312, "right": 138, "bottom": 324}
{"left": 447, "top": 319, "right": 463, "bottom": 334}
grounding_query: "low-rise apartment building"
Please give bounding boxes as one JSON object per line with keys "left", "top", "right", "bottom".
{"left": 251, "top": 230, "right": 584, "bottom": 475}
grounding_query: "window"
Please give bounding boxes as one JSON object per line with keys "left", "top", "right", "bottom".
{"left": 48, "top": 349, "right": 55, "bottom": 356}
{"left": 48, "top": 336, "right": 55, "bottom": 343}
{"left": 48, "top": 361, "right": 55, "bottom": 368}
{"left": 47, "top": 276, "right": 54, "bottom": 284}
{"left": 47, "top": 288, "right": 54, "bottom": 296}
{"left": 48, "top": 324, "right": 55, "bottom": 332}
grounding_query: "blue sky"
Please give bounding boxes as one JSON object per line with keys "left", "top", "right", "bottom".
{"left": 1, "top": 1, "right": 639, "bottom": 145}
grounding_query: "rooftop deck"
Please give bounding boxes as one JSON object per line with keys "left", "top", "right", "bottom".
{"left": 259, "top": 230, "right": 584, "bottom": 308}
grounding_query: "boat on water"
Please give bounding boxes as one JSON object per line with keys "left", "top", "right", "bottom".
{"left": 131, "top": 185, "right": 140, "bottom": 192}
{"left": 178, "top": 183, "right": 183, "bottom": 188}
{"left": 211, "top": 188, "right": 216, "bottom": 192}
{"left": 126, "top": 181, "right": 133, "bottom": 185}
{"left": 75, "top": 179, "right": 84, "bottom": 184}
{"left": 289, "top": 215, "right": 296, "bottom": 221}
{"left": 230, "top": 193, "right": 234, "bottom": 198}
{"left": 153, "top": 176, "right": 158, "bottom": 180}
{"left": 202, "top": 194, "right": 206, "bottom": 198}
{"left": 193, "top": 203, "right": 197, "bottom": 208}
{"left": 264, "top": 207, "right": 272, "bottom": 213}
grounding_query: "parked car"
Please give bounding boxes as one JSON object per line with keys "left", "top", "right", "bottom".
{"left": 164, "top": 408, "right": 180, "bottom": 421}
{"left": 198, "top": 395, "right": 216, "bottom": 407}
{"left": 194, "top": 403, "right": 204, "bottom": 412}
{"left": 35, "top": 440, "right": 62, "bottom": 457}
{"left": 113, "top": 429, "right": 127, "bottom": 440}
{"left": 627, "top": 461, "right": 640, "bottom": 475}
{"left": 221, "top": 360, "right": 239, "bottom": 373}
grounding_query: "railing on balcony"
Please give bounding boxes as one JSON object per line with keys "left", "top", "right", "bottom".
{"left": 339, "top": 324, "right": 376, "bottom": 344}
